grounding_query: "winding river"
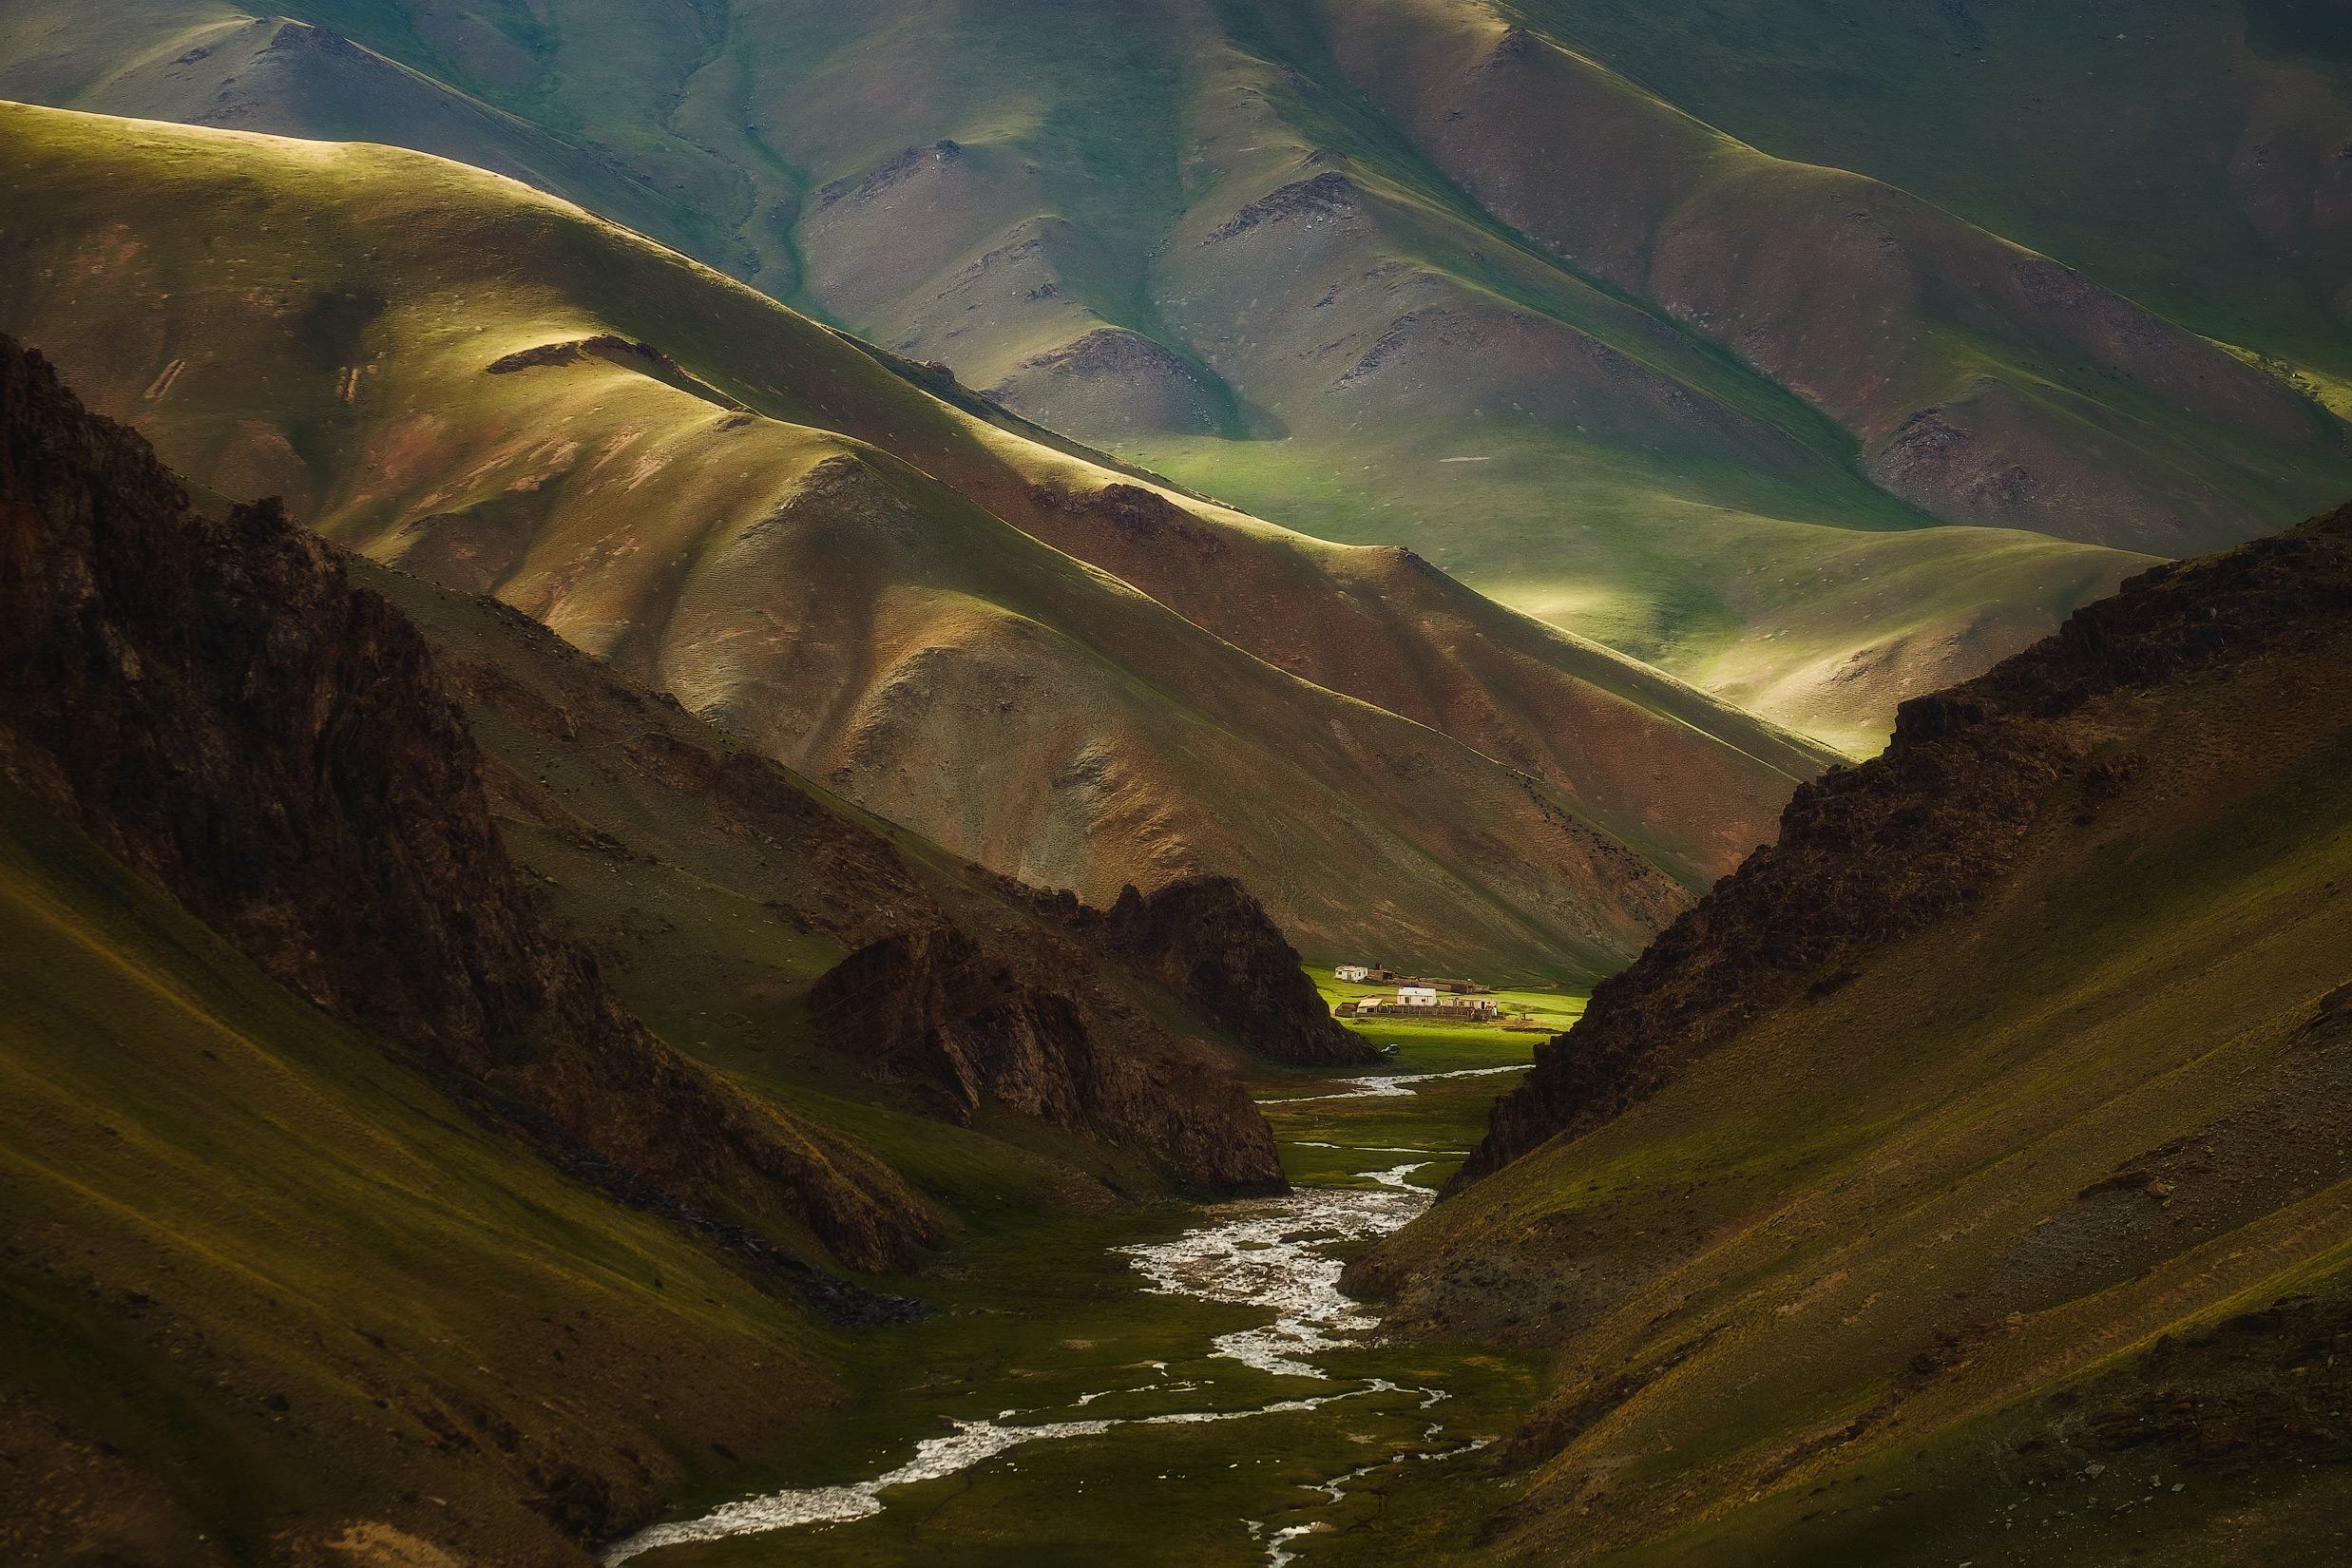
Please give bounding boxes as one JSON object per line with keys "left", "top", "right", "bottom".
{"left": 600, "top": 1049, "right": 1539, "bottom": 1568}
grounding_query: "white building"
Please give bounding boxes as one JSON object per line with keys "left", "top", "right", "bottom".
{"left": 1399, "top": 986, "right": 1439, "bottom": 1006}
{"left": 1335, "top": 965, "right": 1371, "bottom": 983}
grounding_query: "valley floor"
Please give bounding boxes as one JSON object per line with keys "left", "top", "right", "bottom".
{"left": 598, "top": 1023, "right": 1555, "bottom": 1568}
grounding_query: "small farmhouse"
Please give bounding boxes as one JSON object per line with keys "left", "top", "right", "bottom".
{"left": 1335, "top": 964, "right": 1371, "bottom": 983}
{"left": 1334, "top": 988, "right": 1502, "bottom": 1022}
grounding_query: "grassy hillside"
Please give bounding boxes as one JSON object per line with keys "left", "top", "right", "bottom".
{"left": 0, "top": 774, "right": 847, "bottom": 1567}
{"left": 1343, "top": 508, "right": 2352, "bottom": 1563}
{"left": 0, "top": 101, "right": 1833, "bottom": 975}
{"left": 10, "top": 0, "right": 2338, "bottom": 748}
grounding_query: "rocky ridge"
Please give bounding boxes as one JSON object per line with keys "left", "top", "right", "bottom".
{"left": 0, "top": 333, "right": 1297, "bottom": 1296}
{"left": 1452, "top": 500, "right": 2352, "bottom": 1192}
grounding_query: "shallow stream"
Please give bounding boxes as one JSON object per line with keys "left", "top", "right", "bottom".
{"left": 605, "top": 1036, "right": 1545, "bottom": 1568}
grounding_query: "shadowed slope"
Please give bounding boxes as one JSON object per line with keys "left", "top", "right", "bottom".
{"left": 0, "top": 773, "right": 855, "bottom": 1568}
{"left": 1453, "top": 503, "right": 2352, "bottom": 1191}
{"left": 1329, "top": 0, "right": 2343, "bottom": 558}
{"left": 0, "top": 332, "right": 934, "bottom": 1277}
{"left": 0, "top": 326, "right": 1337, "bottom": 1565}
{"left": 1502, "top": 0, "right": 2352, "bottom": 412}
{"left": 1343, "top": 504, "right": 2352, "bottom": 1564}
{"left": 0, "top": 331, "right": 928, "bottom": 1566}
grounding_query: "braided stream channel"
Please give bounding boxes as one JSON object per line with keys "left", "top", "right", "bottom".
{"left": 602, "top": 1031, "right": 1553, "bottom": 1568}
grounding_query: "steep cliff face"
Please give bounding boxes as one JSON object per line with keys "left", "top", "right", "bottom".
{"left": 0, "top": 333, "right": 933, "bottom": 1277}
{"left": 1455, "top": 502, "right": 2352, "bottom": 1190}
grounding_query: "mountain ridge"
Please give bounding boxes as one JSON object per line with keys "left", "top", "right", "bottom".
{"left": 0, "top": 99, "right": 1824, "bottom": 977}
{"left": 1, "top": 1, "right": 2291, "bottom": 750}
{"left": 1342, "top": 497, "right": 2352, "bottom": 1565}
{"left": 1450, "top": 498, "right": 2352, "bottom": 1192}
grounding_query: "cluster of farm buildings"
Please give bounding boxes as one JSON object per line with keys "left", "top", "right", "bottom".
{"left": 1332, "top": 965, "right": 1501, "bottom": 1021}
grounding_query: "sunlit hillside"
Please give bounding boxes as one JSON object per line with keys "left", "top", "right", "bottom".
{"left": 9, "top": 1, "right": 2343, "bottom": 751}
{"left": 0, "top": 102, "right": 1847, "bottom": 978}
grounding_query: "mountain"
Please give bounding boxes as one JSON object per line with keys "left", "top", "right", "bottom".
{"left": 0, "top": 328, "right": 940, "bottom": 1278}
{"left": 7, "top": 2, "right": 2342, "bottom": 750}
{"left": 0, "top": 330, "right": 1384, "bottom": 1561}
{"left": 354, "top": 550, "right": 1373, "bottom": 1145}
{"left": 1344, "top": 503, "right": 2352, "bottom": 1563}
{"left": 0, "top": 99, "right": 1835, "bottom": 980}
{"left": 1, "top": 328, "right": 898, "bottom": 1565}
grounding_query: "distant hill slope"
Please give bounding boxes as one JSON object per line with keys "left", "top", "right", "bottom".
{"left": 356, "top": 551, "right": 1374, "bottom": 1135}
{"left": 1343, "top": 504, "right": 2352, "bottom": 1563}
{"left": 1504, "top": 0, "right": 2352, "bottom": 417}
{"left": 0, "top": 102, "right": 1833, "bottom": 979}
{"left": 7, "top": 0, "right": 2337, "bottom": 748}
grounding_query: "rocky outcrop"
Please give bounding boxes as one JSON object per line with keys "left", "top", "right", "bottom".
{"left": 486, "top": 334, "right": 746, "bottom": 411}
{"left": 369, "top": 561, "right": 1299, "bottom": 1198}
{"left": 814, "top": 140, "right": 964, "bottom": 208}
{"left": 1094, "top": 875, "right": 1374, "bottom": 1066}
{"left": 973, "top": 869, "right": 1379, "bottom": 1068}
{"left": 985, "top": 329, "right": 1220, "bottom": 438}
{"left": 811, "top": 920, "right": 1287, "bottom": 1194}
{"left": 1204, "top": 171, "right": 1361, "bottom": 242}
{"left": 1453, "top": 500, "right": 2352, "bottom": 1191}
{"left": 0, "top": 333, "right": 933, "bottom": 1282}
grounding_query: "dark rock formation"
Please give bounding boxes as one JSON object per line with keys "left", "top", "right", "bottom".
{"left": 1204, "top": 171, "right": 1360, "bottom": 242}
{"left": 817, "top": 139, "right": 962, "bottom": 206}
{"left": 811, "top": 919, "right": 1288, "bottom": 1194}
{"left": 973, "top": 868, "right": 1377, "bottom": 1068}
{"left": 1095, "top": 875, "right": 1373, "bottom": 1066}
{"left": 0, "top": 333, "right": 931, "bottom": 1286}
{"left": 1026, "top": 479, "right": 1231, "bottom": 559}
{"left": 1453, "top": 500, "right": 2352, "bottom": 1191}
{"left": 486, "top": 334, "right": 746, "bottom": 410}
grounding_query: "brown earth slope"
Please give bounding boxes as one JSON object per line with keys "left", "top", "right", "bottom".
{"left": 1345, "top": 504, "right": 2352, "bottom": 1565}
{"left": 1329, "top": 0, "right": 2342, "bottom": 557}
{"left": 356, "top": 552, "right": 1336, "bottom": 1181}
{"left": 0, "top": 102, "right": 1804, "bottom": 977}
{"left": 15, "top": 0, "right": 2314, "bottom": 746}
